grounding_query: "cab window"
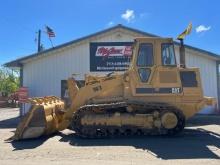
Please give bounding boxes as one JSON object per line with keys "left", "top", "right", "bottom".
{"left": 138, "top": 68, "right": 151, "bottom": 82}
{"left": 162, "top": 44, "right": 176, "bottom": 66}
{"left": 137, "top": 43, "right": 153, "bottom": 83}
{"left": 137, "top": 43, "right": 153, "bottom": 67}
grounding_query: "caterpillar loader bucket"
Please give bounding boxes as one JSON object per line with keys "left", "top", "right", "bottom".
{"left": 9, "top": 96, "right": 66, "bottom": 140}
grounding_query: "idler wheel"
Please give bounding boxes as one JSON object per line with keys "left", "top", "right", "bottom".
{"left": 161, "top": 112, "right": 178, "bottom": 129}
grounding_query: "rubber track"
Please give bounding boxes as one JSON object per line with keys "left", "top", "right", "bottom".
{"left": 70, "top": 101, "right": 185, "bottom": 138}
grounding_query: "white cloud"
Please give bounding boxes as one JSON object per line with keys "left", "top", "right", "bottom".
{"left": 196, "top": 25, "right": 211, "bottom": 33}
{"left": 121, "top": 9, "right": 135, "bottom": 23}
{"left": 107, "top": 21, "right": 114, "bottom": 26}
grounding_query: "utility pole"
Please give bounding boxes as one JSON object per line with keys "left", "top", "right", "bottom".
{"left": 37, "top": 30, "right": 41, "bottom": 52}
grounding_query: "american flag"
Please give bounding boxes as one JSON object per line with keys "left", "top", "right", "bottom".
{"left": 46, "top": 26, "right": 55, "bottom": 37}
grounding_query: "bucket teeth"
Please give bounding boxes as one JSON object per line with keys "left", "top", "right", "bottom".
{"left": 27, "top": 96, "right": 62, "bottom": 105}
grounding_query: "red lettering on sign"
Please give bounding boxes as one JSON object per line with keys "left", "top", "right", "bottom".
{"left": 97, "top": 47, "right": 123, "bottom": 57}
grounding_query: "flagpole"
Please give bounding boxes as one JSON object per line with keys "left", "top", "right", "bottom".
{"left": 48, "top": 37, "right": 54, "bottom": 48}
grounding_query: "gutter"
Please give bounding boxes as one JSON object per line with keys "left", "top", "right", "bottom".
{"left": 19, "top": 64, "right": 23, "bottom": 117}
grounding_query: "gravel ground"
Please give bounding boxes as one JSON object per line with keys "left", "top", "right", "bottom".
{"left": 0, "top": 108, "right": 219, "bottom": 165}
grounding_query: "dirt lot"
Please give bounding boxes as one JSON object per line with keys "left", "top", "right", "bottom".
{"left": 0, "top": 108, "right": 219, "bottom": 165}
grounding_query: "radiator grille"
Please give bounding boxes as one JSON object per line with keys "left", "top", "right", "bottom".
{"left": 180, "top": 71, "right": 198, "bottom": 87}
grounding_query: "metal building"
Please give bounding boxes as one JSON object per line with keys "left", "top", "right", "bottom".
{"left": 5, "top": 24, "right": 220, "bottom": 114}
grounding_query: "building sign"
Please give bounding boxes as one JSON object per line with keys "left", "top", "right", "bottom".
{"left": 18, "top": 87, "right": 28, "bottom": 103}
{"left": 90, "top": 42, "right": 133, "bottom": 71}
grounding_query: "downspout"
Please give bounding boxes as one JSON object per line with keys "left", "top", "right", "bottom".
{"left": 19, "top": 64, "right": 23, "bottom": 117}
{"left": 216, "top": 61, "right": 220, "bottom": 113}
{"left": 19, "top": 64, "right": 23, "bottom": 87}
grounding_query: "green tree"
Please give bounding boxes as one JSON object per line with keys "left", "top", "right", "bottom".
{"left": 0, "top": 67, "right": 20, "bottom": 97}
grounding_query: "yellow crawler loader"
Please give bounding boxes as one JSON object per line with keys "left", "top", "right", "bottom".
{"left": 10, "top": 35, "right": 216, "bottom": 140}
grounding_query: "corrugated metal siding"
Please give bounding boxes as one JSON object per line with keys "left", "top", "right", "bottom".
{"left": 23, "top": 45, "right": 89, "bottom": 97}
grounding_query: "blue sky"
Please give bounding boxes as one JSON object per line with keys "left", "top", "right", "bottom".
{"left": 0, "top": 0, "right": 220, "bottom": 65}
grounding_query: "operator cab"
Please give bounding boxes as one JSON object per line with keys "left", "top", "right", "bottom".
{"left": 131, "top": 37, "right": 178, "bottom": 84}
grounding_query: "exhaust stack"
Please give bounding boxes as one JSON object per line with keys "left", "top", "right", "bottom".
{"left": 179, "top": 39, "right": 186, "bottom": 68}
{"left": 177, "top": 22, "right": 192, "bottom": 68}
